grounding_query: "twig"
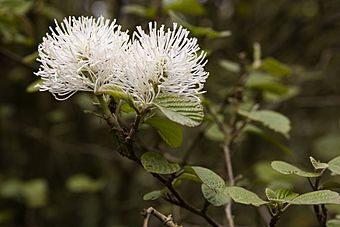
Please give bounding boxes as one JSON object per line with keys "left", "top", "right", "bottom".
{"left": 269, "top": 215, "right": 279, "bottom": 227}
{"left": 126, "top": 108, "right": 148, "bottom": 144}
{"left": 309, "top": 170, "right": 327, "bottom": 227}
{"left": 223, "top": 142, "right": 235, "bottom": 227}
{"left": 142, "top": 207, "right": 182, "bottom": 227}
{"left": 206, "top": 103, "right": 236, "bottom": 227}
{"left": 97, "top": 95, "right": 124, "bottom": 133}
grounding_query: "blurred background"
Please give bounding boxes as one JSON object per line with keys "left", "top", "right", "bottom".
{"left": 1, "top": 0, "right": 340, "bottom": 226}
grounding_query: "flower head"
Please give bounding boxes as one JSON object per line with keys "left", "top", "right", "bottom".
{"left": 35, "top": 16, "right": 129, "bottom": 100}
{"left": 113, "top": 22, "right": 209, "bottom": 106}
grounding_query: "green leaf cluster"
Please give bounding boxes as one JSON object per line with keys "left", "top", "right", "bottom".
{"left": 66, "top": 174, "right": 106, "bottom": 193}
{"left": 0, "top": 178, "right": 48, "bottom": 208}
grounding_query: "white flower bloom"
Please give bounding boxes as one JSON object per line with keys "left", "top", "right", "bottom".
{"left": 35, "top": 16, "right": 129, "bottom": 100}
{"left": 113, "top": 22, "right": 209, "bottom": 106}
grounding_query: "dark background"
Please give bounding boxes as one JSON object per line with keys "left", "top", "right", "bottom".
{"left": 1, "top": 0, "right": 340, "bottom": 226}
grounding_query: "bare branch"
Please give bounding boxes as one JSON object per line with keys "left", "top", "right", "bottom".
{"left": 141, "top": 207, "right": 182, "bottom": 227}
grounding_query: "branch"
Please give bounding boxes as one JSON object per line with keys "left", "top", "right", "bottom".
{"left": 97, "top": 95, "right": 124, "bottom": 133}
{"left": 142, "top": 207, "right": 182, "bottom": 227}
{"left": 309, "top": 170, "right": 328, "bottom": 227}
{"left": 97, "top": 97, "right": 222, "bottom": 227}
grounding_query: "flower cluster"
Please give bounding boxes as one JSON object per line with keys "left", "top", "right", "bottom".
{"left": 36, "top": 16, "right": 209, "bottom": 106}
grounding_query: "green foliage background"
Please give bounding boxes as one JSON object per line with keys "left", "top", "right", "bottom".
{"left": 0, "top": 0, "right": 340, "bottom": 226}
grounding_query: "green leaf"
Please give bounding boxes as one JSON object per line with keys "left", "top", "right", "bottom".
{"left": 328, "top": 156, "right": 340, "bottom": 175}
{"left": 188, "top": 166, "right": 229, "bottom": 206}
{"left": 141, "top": 152, "right": 181, "bottom": 174}
{"left": 21, "top": 179, "right": 48, "bottom": 208}
{"left": 0, "top": 179, "right": 22, "bottom": 199}
{"left": 271, "top": 161, "right": 321, "bottom": 177}
{"left": 263, "top": 86, "right": 300, "bottom": 103}
{"left": 122, "top": 4, "right": 156, "bottom": 18}
{"left": 189, "top": 27, "right": 231, "bottom": 39}
{"left": 143, "top": 190, "right": 162, "bottom": 201}
{"left": 327, "top": 215, "right": 340, "bottom": 227}
{"left": 146, "top": 117, "right": 183, "bottom": 148}
{"left": 120, "top": 103, "right": 135, "bottom": 113}
{"left": 169, "top": 11, "right": 230, "bottom": 39}
{"left": 22, "top": 51, "right": 38, "bottom": 64}
{"left": 26, "top": 79, "right": 42, "bottom": 93}
{"left": 164, "top": 0, "right": 205, "bottom": 16}
{"left": 202, "top": 184, "right": 230, "bottom": 206}
{"left": 66, "top": 174, "right": 105, "bottom": 193}
{"left": 154, "top": 93, "right": 204, "bottom": 127}
{"left": 260, "top": 57, "right": 292, "bottom": 78}
{"left": 265, "top": 188, "right": 277, "bottom": 200}
{"left": 96, "top": 85, "right": 128, "bottom": 100}
{"left": 321, "top": 182, "right": 340, "bottom": 190}
{"left": 290, "top": 190, "right": 340, "bottom": 205}
{"left": 246, "top": 72, "right": 289, "bottom": 95}
{"left": 190, "top": 166, "right": 225, "bottom": 191}
{"left": 175, "top": 173, "right": 201, "bottom": 183}
{"left": 310, "top": 156, "right": 329, "bottom": 170}
{"left": 239, "top": 110, "right": 291, "bottom": 137}
{"left": 225, "top": 186, "right": 267, "bottom": 206}
{"left": 265, "top": 188, "right": 298, "bottom": 203}
{"left": 219, "top": 60, "right": 240, "bottom": 73}
{"left": 275, "top": 189, "right": 299, "bottom": 201}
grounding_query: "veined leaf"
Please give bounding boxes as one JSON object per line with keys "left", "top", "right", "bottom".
{"left": 141, "top": 152, "right": 180, "bottom": 174}
{"left": 271, "top": 161, "right": 321, "bottom": 177}
{"left": 188, "top": 166, "right": 229, "bottom": 206}
{"left": 260, "top": 57, "right": 292, "bottom": 78}
{"left": 143, "top": 190, "right": 162, "bottom": 201}
{"left": 265, "top": 188, "right": 299, "bottom": 203}
{"left": 146, "top": 117, "right": 183, "bottom": 148}
{"left": 154, "top": 93, "right": 204, "bottom": 127}
{"left": 190, "top": 166, "right": 225, "bottom": 191}
{"left": 226, "top": 186, "right": 267, "bottom": 206}
{"left": 202, "top": 184, "right": 230, "bottom": 206}
{"left": 239, "top": 110, "right": 291, "bottom": 137}
{"left": 310, "top": 156, "right": 329, "bottom": 170}
{"left": 290, "top": 190, "right": 340, "bottom": 205}
{"left": 328, "top": 156, "right": 340, "bottom": 175}
{"left": 265, "top": 188, "right": 277, "bottom": 201}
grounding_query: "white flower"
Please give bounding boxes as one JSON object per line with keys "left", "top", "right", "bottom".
{"left": 113, "top": 22, "right": 209, "bottom": 106}
{"left": 35, "top": 16, "right": 129, "bottom": 100}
